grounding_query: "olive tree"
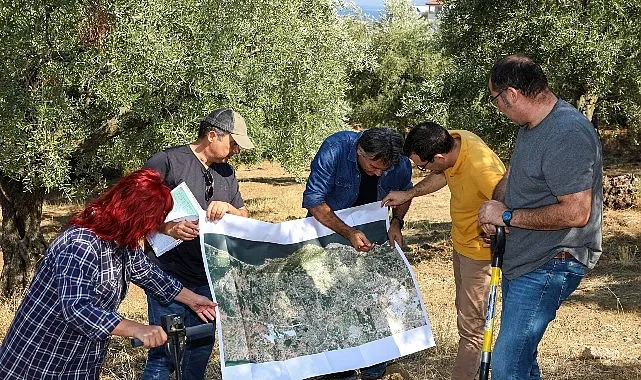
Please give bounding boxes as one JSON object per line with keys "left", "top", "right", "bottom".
{"left": 436, "top": 0, "right": 641, "bottom": 154}
{"left": 0, "top": 0, "right": 350, "bottom": 296}
{"left": 345, "top": 0, "right": 447, "bottom": 131}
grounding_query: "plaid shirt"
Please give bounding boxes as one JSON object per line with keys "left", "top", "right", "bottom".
{"left": 0, "top": 226, "right": 182, "bottom": 379}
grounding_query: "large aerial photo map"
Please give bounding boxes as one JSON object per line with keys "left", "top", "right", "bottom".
{"left": 204, "top": 241, "right": 426, "bottom": 363}
{"left": 200, "top": 203, "right": 434, "bottom": 380}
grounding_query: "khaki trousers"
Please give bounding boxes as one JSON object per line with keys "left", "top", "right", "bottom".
{"left": 451, "top": 251, "right": 492, "bottom": 380}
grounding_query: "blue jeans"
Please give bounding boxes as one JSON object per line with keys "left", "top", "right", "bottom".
{"left": 142, "top": 285, "right": 214, "bottom": 380}
{"left": 491, "top": 257, "right": 587, "bottom": 380}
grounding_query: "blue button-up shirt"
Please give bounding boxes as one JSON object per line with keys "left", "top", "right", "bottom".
{"left": 0, "top": 226, "right": 182, "bottom": 379}
{"left": 303, "top": 131, "right": 413, "bottom": 210}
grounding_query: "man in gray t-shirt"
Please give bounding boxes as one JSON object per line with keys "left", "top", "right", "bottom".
{"left": 142, "top": 108, "right": 255, "bottom": 380}
{"left": 478, "top": 55, "right": 602, "bottom": 379}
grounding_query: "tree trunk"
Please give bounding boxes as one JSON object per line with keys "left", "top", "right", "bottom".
{"left": 0, "top": 175, "right": 47, "bottom": 297}
{"left": 576, "top": 93, "right": 598, "bottom": 125}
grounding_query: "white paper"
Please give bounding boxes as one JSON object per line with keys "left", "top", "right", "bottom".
{"left": 147, "top": 182, "right": 204, "bottom": 256}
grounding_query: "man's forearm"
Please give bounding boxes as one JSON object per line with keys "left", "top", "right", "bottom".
{"left": 492, "top": 174, "right": 508, "bottom": 202}
{"left": 510, "top": 190, "right": 592, "bottom": 230}
{"left": 308, "top": 203, "right": 355, "bottom": 239}
{"left": 230, "top": 206, "right": 249, "bottom": 218}
{"left": 392, "top": 199, "right": 412, "bottom": 219}
{"left": 409, "top": 172, "right": 447, "bottom": 198}
{"left": 389, "top": 199, "right": 412, "bottom": 233}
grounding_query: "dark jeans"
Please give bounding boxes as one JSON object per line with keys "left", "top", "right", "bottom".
{"left": 313, "top": 362, "right": 387, "bottom": 380}
{"left": 141, "top": 284, "right": 214, "bottom": 380}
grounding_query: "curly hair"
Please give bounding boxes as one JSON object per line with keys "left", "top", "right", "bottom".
{"left": 357, "top": 127, "right": 404, "bottom": 166}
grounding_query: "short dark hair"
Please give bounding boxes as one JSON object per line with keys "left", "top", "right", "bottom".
{"left": 404, "top": 121, "right": 454, "bottom": 162}
{"left": 490, "top": 54, "right": 548, "bottom": 98}
{"left": 357, "top": 127, "right": 404, "bottom": 166}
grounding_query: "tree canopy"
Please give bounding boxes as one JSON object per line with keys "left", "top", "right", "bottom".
{"left": 345, "top": 0, "right": 447, "bottom": 131}
{"left": 436, "top": 0, "right": 641, "bottom": 154}
{"left": 0, "top": 0, "right": 351, "bottom": 295}
{"left": 2, "top": 0, "right": 641, "bottom": 294}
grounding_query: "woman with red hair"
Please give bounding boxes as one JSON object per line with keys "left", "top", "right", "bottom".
{"left": 0, "top": 169, "right": 216, "bottom": 380}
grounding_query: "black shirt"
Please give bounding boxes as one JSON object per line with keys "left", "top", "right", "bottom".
{"left": 144, "top": 145, "right": 244, "bottom": 287}
{"left": 352, "top": 164, "right": 379, "bottom": 207}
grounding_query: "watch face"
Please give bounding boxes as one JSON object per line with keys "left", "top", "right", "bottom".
{"left": 502, "top": 210, "right": 512, "bottom": 224}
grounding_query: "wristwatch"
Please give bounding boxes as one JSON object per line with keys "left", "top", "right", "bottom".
{"left": 391, "top": 216, "right": 405, "bottom": 229}
{"left": 502, "top": 209, "right": 513, "bottom": 227}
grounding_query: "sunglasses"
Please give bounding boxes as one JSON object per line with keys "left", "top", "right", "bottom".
{"left": 204, "top": 170, "right": 214, "bottom": 201}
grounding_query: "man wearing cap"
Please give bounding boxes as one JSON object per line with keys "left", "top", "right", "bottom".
{"left": 141, "top": 108, "right": 255, "bottom": 380}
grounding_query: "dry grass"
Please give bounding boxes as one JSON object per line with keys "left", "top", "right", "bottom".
{"left": 1, "top": 161, "right": 641, "bottom": 379}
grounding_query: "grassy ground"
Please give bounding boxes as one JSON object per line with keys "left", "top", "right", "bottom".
{"left": 1, "top": 161, "right": 641, "bottom": 379}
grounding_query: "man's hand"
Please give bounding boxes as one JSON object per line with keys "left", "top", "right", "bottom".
{"left": 206, "top": 201, "right": 232, "bottom": 221}
{"left": 381, "top": 190, "right": 412, "bottom": 207}
{"left": 162, "top": 220, "right": 199, "bottom": 241}
{"left": 478, "top": 231, "right": 492, "bottom": 248}
{"left": 478, "top": 200, "right": 508, "bottom": 236}
{"left": 175, "top": 288, "right": 217, "bottom": 323}
{"left": 347, "top": 229, "right": 374, "bottom": 252}
{"left": 388, "top": 219, "right": 403, "bottom": 248}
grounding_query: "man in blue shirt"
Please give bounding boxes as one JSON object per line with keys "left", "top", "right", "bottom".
{"left": 302, "top": 127, "right": 413, "bottom": 379}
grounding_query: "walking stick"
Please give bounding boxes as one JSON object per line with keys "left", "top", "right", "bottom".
{"left": 479, "top": 226, "right": 506, "bottom": 380}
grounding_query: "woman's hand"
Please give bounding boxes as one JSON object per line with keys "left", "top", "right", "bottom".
{"left": 112, "top": 319, "right": 167, "bottom": 348}
{"left": 175, "top": 288, "right": 217, "bottom": 322}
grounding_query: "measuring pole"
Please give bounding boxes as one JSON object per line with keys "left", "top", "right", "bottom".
{"left": 479, "top": 226, "right": 506, "bottom": 380}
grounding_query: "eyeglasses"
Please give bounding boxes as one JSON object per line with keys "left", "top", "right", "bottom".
{"left": 204, "top": 170, "right": 214, "bottom": 201}
{"left": 490, "top": 90, "right": 504, "bottom": 107}
{"left": 415, "top": 158, "right": 434, "bottom": 172}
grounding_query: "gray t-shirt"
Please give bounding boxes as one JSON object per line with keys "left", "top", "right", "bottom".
{"left": 144, "top": 145, "right": 245, "bottom": 287}
{"left": 503, "top": 99, "right": 603, "bottom": 280}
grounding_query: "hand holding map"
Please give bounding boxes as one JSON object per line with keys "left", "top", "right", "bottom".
{"left": 147, "top": 182, "right": 204, "bottom": 256}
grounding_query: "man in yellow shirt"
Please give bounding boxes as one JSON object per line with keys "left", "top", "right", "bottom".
{"left": 382, "top": 121, "right": 505, "bottom": 380}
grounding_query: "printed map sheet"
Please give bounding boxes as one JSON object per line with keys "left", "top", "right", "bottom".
{"left": 200, "top": 202, "right": 435, "bottom": 380}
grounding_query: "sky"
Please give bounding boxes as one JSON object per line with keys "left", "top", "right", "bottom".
{"left": 345, "top": 0, "right": 428, "bottom": 18}
{"left": 351, "top": 0, "right": 426, "bottom": 8}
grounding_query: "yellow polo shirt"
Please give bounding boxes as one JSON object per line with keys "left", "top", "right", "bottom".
{"left": 443, "top": 130, "right": 506, "bottom": 261}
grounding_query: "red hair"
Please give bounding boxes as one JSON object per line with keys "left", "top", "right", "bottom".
{"left": 70, "top": 169, "right": 173, "bottom": 249}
